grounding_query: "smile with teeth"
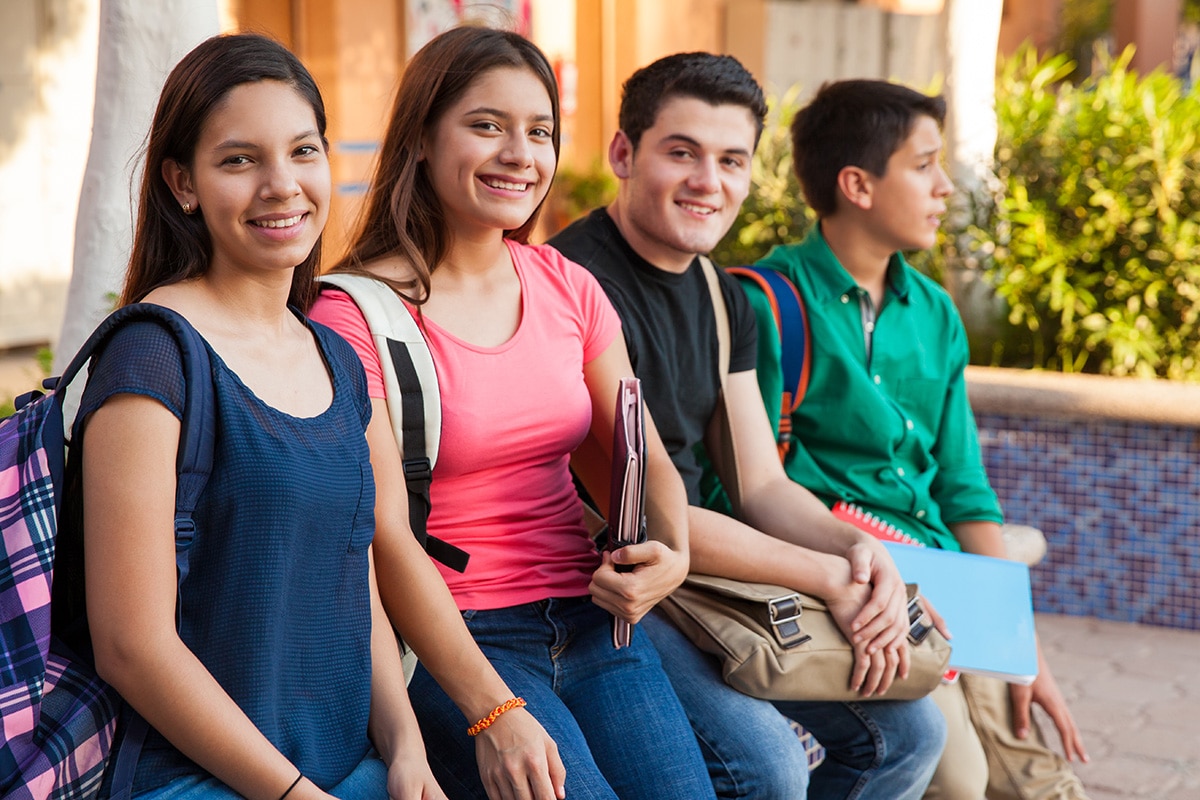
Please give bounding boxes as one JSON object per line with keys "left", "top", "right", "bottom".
{"left": 482, "top": 177, "right": 531, "bottom": 191}
{"left": 252, "top": 214, "right": 304, "bottom": 229}
{"left": 678, "top": 201, "right": 715, "bottom": 216}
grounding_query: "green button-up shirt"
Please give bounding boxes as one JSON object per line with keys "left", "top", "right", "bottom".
{"left": 749, "top": 226, "right": 1003, "bottom": 550}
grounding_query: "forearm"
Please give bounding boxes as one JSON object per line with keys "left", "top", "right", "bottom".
{"left": 376, "top": 536, "right": 514, "bottom": 723}
{"left": 97, "top": 634, "right": 316, "bottom": 800}
{"left": 686, "top": 504, "right": 851, "bottom": 598}
{"left": 950, "top": 520, "right": 1006, "bottom": 559}
{"left": 738, "top": 473, "right": 877, "bottom": 558}
{"left": 366, "top": 558, "right": 426, "bottom": 767}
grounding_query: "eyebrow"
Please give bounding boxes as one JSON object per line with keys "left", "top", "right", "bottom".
{"left": 212, "top": 130, "right": 321, "bottom": 150}
{"left": 465, "top": 106, "right": 555, "bottom": 124}
{"left": 659, "top": 133, "right": 752, "bottom": 158}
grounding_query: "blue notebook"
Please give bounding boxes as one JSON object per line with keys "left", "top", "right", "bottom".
{"left": 883, "top": 542, "right": 1039, "bottom": 684}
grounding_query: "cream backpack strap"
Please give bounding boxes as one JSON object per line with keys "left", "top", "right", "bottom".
{"left": 317, "top": 275, "right": 469, "bottom": 578}
{"left": 698, "top": 256, "right": 744, "bottom": 511}
{"left": 318, "top": 273, "right": 440, "bottom": 466}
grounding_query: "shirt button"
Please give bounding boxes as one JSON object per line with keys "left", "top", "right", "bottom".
{"left": 841, "top": 294, "right": 850, "bottom": 303}
{"left": 906, "top": 419, "right": 914, "bottom": 430}
{"left": 865, "top": 321, "right": 875, "bottom": 333}
{"left": 916, "top": 510, "right": 926, "bottom": 519}
{"left": 873, "top": 375, "right": 881, "bottom": 385}
{"left": 896, "top": 467, "right": 906, "bottom": 477}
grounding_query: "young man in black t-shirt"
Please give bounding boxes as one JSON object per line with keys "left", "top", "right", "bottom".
{"left": 549, "top": 53, "right": 945, "bottom": 800}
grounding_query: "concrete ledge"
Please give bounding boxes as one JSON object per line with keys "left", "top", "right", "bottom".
{"left": 965, "top": 365, "right": 1200, "bottom": 427}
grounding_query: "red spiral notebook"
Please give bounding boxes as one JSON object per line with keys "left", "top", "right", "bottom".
{"left": 831, "top": 501, "right": 1038, "bottom": 684}
{"left": 832, "top": 501, "right": 921, "bottom": 545}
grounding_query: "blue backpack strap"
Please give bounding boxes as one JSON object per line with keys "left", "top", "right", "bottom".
{"left": 725, "top": 266, "right": 810, "bottom": 460}
{"left": 59, "top": 303, "right": 216, "bottom": 798}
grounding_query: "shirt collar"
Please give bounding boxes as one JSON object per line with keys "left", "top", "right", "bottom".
{"left": 796, "top": 224, "right": 912, "bottom": 304}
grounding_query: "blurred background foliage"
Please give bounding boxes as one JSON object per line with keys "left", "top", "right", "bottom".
{"left": 975, "top": 44, "right": 1200, "bottom": 378}
{"left": 709, "top": 87, "right": 814, "bottom": 267}
{"left": 548, "top": 35, "right": 1200, "bottom": 381}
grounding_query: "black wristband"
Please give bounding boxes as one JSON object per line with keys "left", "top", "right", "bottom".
{"left": 279, "top": 772, "right": 303, "bottom": 800}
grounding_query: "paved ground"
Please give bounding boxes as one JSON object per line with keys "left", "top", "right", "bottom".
{"left": 3, "top": 351, "right": 1198, "bottom": 798}
{"left": 1034, "top": 613, "right": 1200, "bottom": 799}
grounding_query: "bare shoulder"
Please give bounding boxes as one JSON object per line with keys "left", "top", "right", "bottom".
{"left": 359, "top": 253, "right": 422, "bottom": 287}
{"left": 139, "top": 281, "right": 201, "bottom": 316}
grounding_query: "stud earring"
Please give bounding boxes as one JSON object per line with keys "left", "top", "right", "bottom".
{"left": 182, "top": 202, "right": 192, "bottom": 214}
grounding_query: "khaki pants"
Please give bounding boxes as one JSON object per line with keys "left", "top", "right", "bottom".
{"left": 924, "top": 676, "right": 1088, "bottom": 800}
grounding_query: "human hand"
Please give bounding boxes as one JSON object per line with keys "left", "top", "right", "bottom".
{"left": 384, "top": 753, "right": 450, "bottom": 800}
{"left": 474, "top": 708, "right": 567, "bottom": 800}
{"left": 588, "top": 541, "right": 688, "bottom": 624}
{"left": 843, "top": 540, "right": 910, "bottom": 657}
{"left": 1008, "top": 642, "right": 1089, "bottom": 763}
{"left": 824, "top": 579, "right": 907, "bottom": 696}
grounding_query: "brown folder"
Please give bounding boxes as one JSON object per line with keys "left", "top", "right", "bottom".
{"left": 608, "top": 377, "right": 646, "bottom": 648}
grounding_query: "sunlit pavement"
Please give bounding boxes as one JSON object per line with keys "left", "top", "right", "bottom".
{"left": 1034, "top": 613, "right": 1200, "bottom": 799}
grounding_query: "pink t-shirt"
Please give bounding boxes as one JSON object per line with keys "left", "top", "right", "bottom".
{"left": 311, "top": 240, "right": 621, "bottom": 609}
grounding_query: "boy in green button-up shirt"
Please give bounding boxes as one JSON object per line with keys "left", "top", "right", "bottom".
{"left": 747, "top": 79, "right": 1089, "bottom": 799}
{"left": 753, "top": 221, "right": 999, "bottom": 554}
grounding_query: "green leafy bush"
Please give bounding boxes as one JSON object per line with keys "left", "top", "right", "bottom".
{"left": 974, "top": 45, "right": 1200, "bottom": 378}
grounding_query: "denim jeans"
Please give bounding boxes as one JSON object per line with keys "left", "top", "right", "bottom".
{"left": 408, "top": 596, "right": 715, "bottom": 800}
{"left": 131, "top": 749, "right": 388, "bottom": 799}
{"left": 643, "top": 609, "right": 946, "bottom": 800}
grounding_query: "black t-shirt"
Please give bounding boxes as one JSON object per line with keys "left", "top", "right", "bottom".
{"left": 549, "top": 208, "right": 758, "bottom": 502}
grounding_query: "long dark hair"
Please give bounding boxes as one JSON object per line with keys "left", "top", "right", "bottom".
{"left": 121, "top": 33, "right": 328, "bottom": 310}
{"left": 328, "top": 25, "right": 560, "bottom": 306}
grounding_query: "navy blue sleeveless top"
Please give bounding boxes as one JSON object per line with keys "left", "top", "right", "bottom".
{"left": 77, "top": 313, "right": 375, "bottom": 793}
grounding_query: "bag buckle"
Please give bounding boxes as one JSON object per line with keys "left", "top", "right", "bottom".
{"left": 403, "top": 457, "right": 433, "bottom": 490}
{"left": 768, "top": 593, "right": 811, "bottom": 649}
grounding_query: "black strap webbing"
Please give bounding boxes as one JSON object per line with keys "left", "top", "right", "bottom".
{"left": 386, "top": 338, "right": 469, "bottom": 573}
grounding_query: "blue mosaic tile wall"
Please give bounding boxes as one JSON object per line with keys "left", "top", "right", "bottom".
{"left": 975, "top": 413, "right": 1200, "bottom": 631}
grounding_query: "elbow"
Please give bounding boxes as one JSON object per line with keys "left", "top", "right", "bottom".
{"left": 89, "top": 621, "right": 172, "bottom": 696}
{"left": 90, "top": 631, "right": 139, "bottom": 690}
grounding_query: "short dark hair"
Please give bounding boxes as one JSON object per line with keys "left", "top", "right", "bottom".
{"left": 618, "top": 52, "right": 767, "bottom": 150}
{"left": 331, "top": 25, "right": 559, "bottom": 306}
{"left": 790, "top": 79, "right": 946, "bottom": 218}
{"left": 122, "top": 33, "right": 327, "bottom": 309}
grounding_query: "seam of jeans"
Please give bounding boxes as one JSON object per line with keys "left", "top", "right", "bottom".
{"left": 840, "top": 701, "right": 887, "bottom": 799}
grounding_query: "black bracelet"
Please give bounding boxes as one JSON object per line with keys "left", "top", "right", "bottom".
{"left": 279, "top": 772, "right": 303, "bottom": 800}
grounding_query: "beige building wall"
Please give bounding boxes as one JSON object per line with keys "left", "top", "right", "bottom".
{"left": 726, "top": 0, "right": 944, "bottom": 100}
{"left": 0, "top": 0, "right": 99, "bottom": 349}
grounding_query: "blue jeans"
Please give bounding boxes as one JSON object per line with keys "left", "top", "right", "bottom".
{"left": 409, "top": 597, "right": 715, "bottom": 800}
{"left": 643, "top": 610, "right": 945, "bottom": 800}
{"left": 132, "top": 749, "right": 387, "bottom": 799}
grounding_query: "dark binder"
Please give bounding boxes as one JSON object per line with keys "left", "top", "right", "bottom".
{"left": 608, "top": 377, "right": 647, "bottom": 648}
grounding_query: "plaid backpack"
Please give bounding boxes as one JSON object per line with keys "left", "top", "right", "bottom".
{"left": 1, "top": 304, "right": 215, "bottom": 800}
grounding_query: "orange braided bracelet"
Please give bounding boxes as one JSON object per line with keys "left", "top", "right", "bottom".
{"left": 467, "top": 697, "right": 527, "bottom": 737}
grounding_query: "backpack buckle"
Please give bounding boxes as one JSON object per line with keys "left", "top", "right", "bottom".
{"left": 174, "top": 517, "right": 196, "bottom": 550}
{"left": 403, "top": 457, "right": 432, "bottom": 490}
